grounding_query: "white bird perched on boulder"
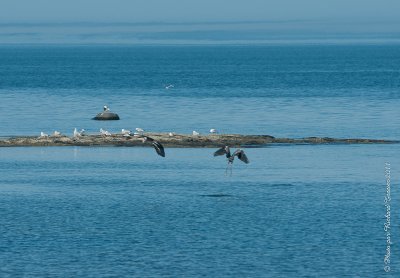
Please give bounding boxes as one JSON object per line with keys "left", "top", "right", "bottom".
{"left": 121, "top": 129, "right": 131, "bottom": 135}
{"left": 100, "top": 128, "right": 111, "bottom": 136}
{"left": 192, "top": 131, "right": 200, "bottom": 136}
{"left": 53, "top": 131, "right": 61, "bottom": 137}
{"left": 209, "top": 129, "right": 217, "bottom": 134}
{"left": 40, "top": 132, "right": 49, "bottom": 138}
{"left": 103, "top": 105, "right": 110, "bottom": 111}
{"left": 168, "top": 132, "right": 175, "bottom": 137}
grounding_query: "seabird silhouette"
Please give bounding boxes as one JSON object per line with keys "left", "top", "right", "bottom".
{"left": 134, "top": 134, "right": 165, "bottom": 157}
{"left": 214, "top": 146, "right": 249, "bottom": 175}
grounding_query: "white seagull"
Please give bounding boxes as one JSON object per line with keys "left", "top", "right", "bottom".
{"left": 100, "top": 128, "right": 111, "bottom": 136}
{"left": 209, "top": 129, "right": 217, "bottom": 134}
{"left": 40, "top": 132, "right": 49, "bottom": 138}
{"left": 103, "top": 105, "right": 110, "bottom": 112}
{"left": 121, "top": 129, "right": 131, "bottom": 137}
{"left": 73, "top": 128, "right": 83, "bottom": 138}
{"left": 192, "top": 131, "right": 200, "bottom": 136}
{"left": 165, "top": 84, "right": 174, "bottom": 90}
{"left": 168, "top": 132, "right": 175, "bottom": 137}
{"left": 135, "top": 128, "right": 144, "bottom": 134}
{"left": 53, "top": 131, "right": 61, "bottom": 136}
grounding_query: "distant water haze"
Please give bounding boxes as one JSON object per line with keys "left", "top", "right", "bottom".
{"left": 1, "top": 20, "right": 400, "bottom": 44}
{"left": 1, "top": 0, "right": 399, "bottom": 23}
{"left": 0, "top": 0, "right": 400, "bottom": 44}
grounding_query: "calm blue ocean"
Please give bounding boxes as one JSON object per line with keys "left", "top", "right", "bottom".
{"left": 0, "top": 45, "right": 399, "bottom": 277}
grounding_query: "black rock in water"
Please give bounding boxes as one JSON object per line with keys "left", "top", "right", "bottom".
{"left": 92, "top": 112, "right": 120, "bottom": 121}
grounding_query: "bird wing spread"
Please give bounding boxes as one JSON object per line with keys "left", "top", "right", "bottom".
{"left": 233, "top": 149, "right": 249, "bottom": 164}
{"left": 144, "top": 136, "right": 154, "bottom": 142}
{"left": 152, "top": 141, "right": 165, "bottom": 157}
{"left": 214, "top": 147, "right": 227, "bottom": 156}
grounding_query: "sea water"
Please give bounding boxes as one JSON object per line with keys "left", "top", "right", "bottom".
{"left": 0, "top": 45, "right": 399, "bottom": 277}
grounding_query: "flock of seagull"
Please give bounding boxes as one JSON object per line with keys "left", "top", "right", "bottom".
{"left": 38, "top": 100, "right": 248, "bottom": 171}
{"left": 40, "top": 127, "right": 218, "bottom": 140}
{"left": 39, "top": 126, "right": 249, "bottom": 171}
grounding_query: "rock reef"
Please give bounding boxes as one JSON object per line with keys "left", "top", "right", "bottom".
{"left": 0, "top": 133, "right": 397, "bottom": 148}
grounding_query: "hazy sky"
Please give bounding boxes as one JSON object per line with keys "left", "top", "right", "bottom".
{"left": 1, "top": 0, "right": 399, "bottom": 44}
{"left": 1, "top": 0, "right": 399, "bottom": 23}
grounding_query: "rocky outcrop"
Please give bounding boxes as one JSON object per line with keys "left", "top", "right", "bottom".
{"left": 0, "top": 133, "right": 397, "bottom": 147}
{"left": 92, "top": 111, "right": 120, "bottom": 120}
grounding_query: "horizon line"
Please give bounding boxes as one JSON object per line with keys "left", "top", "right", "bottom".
{"left": 1, "top": 18, "right": 400, "bottom": 27}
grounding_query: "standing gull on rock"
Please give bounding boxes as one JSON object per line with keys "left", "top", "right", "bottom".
{"left": 39, "top": 132, "right": 49, "bottom": 138}
{"left": 100, "top": 128, "right": 111, "bottom": 136}
{"left": 93, "top": 105, "right": 120, "bottom": 121}
{"left": 73, "top": 128, "right": 84, "bottom": 138}
{"left": 135, "top": 128, "right": 144, "bottom": 135}
{"left": 121, "top": 129, "right": 131, "bottom": 136}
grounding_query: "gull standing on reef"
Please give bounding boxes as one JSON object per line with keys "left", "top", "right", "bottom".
{"left": 40, "top": 132, "right": 49, "bottom": 138}
{"left": 209, "top": 129, "right": 217, "bottom": 134}
{"left": 53, "top": 131, "right": 61, "bottom": 136}
{"left": 121, "top": 129, "right": 131, "bottom": 136}
{"left": 134, "top": 134, "right": 165, "bottom": 157}
{"left": 192, "top": 131, "right": 200, "bottom": 136}
{"left": 135, "top": 128, "right": 144, "bottom": 134}
{"left": 73, "top": 128, "right": 83, "bottom": 138}
{"left": 165, "top": 84, "right": 174, "bottom": 90}
{"left": 214, "top": 146, "right": 249, "bottom": 175}
{"left": 103, "top": 105, "right": 110, "bottom": 111}
{"left": 100, "top": 128, "right": 111, "bottom": 136}
{"left": 168, "top": 132, "right": 175, "bottom": 137}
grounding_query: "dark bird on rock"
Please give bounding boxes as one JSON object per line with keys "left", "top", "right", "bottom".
{"left": 214, "top": 146, "right": 249, "bottom": 175}
{"left": 135, "top": 134, "right": 165, "bottom": 157}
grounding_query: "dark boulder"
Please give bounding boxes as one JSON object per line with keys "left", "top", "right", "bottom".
{"left": 92, "top": 111, "right": 120, "bottom": 120}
